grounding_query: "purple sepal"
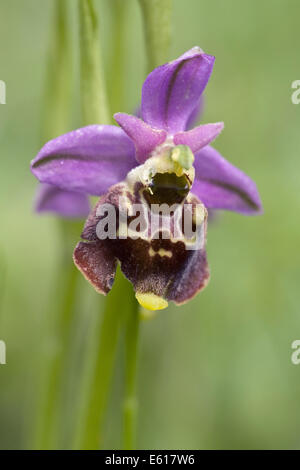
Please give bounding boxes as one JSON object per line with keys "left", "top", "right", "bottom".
{"left": 35, "top": 183, "right": 90, "bottom": 218}
{"left": 141, "top": 47, "right": 215, "bottom": 134}
{"left": 192, "top": 145, "right": 263, "bottom": 215}
{"left": 135, "top": 94, "right": 204, "bottom": 132}
{"left": 31, "top": 125, "right": 137, "bottom": 196}
{"left": 185, "top": 95, "right": 204, "bottom": 130}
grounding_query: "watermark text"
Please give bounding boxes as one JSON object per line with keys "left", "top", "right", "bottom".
{"left": 0, "top": 340, "right": 6, "bottom": 365}
{"left": 291, "top": 340, "right": 300, "bottom": 365}
{"left": 291, "top": 80, "right": 300, "bottom": 104}
{"left": 0, "top": 80, "right": 6, "bottom": 104}
{"left": 95, "top": 200, "right": 205, "bottom": 250}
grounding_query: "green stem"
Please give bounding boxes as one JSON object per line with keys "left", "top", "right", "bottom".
{"left": 123, "top": 300, "right": 140, "bottom": 450}
{"left": 121, "top": 0, "right": 174, "bottom": 450}
{"left": 73, "top": 271, "right": 135, "bottom": 449}
{"left": 41, "top": 0, "right": 72, "bottom": 142}
{"left": 79, "top": 0, "right": 110, "bottom": 124}
{"left": 32, "top": 0, "right": 79, "bottom": 449}
{"left": 138, "top": 0, "right": 172, "bottom": 71}
{"left": 72, "top": 0, "right": 125, "bottom": 450}
{"left": 33, "top": 233, "right": 80, "bottom": 449}
{"left": 107, "top": 0, "right": 126, "bottom": 115}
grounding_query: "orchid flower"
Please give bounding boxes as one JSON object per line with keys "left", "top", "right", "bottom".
{"left": 31, "top": 47, "right": 262, "bottom": 310}
{"left": 34, "top": 97, "right": 203, "bottom": 219}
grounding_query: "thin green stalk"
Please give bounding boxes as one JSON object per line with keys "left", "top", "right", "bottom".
{"left": 34, "top": 229, "right": 81, "bottom": 449}
{"left": 123, "top": 300, "right": 140, "bottom": 450}
{"left": 41, "top": 0, "right": 72, "bottom": 143}
{"left": 106, "top": 0, "right": 127, "bottom": 114}
{"left": 120, "top": 0, "right": 174, "bottom": 451}
{"left": 73, "top": 270, "right": 136, "bottom": 449}
{"left": 138, "top": 0, "right": 172, "bottom": 71}
{"left": 33, "top": 0, "right": 79, "bottom": 450}
{"left": 72, "top": 0, "right": 126, "bottom": 450}
{"left": 79, "top": 0, "right": 110, "bottom": 124}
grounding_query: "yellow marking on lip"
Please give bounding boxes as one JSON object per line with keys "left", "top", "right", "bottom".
{"left": 149, "top": 247, "right": 172, "bottom": 258}
{"left": 136, "top": 292, "right": 168, "bottom": 311}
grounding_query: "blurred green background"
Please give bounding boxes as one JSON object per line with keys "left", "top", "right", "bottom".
{"left": 1, "top": 0, "right": 300, "bottom": 450}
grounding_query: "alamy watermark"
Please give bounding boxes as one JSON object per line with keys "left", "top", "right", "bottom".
{"left": 0, "top": 80, "right": 6, "bottom": 104}
{"left": 291, "top": 80, "right": 300, "bottom": 104}
{"left": 291, "top": 340, "right": 300, "bottom": 365}
{"left": 95, "top": 199, "right": 205, "bottom": 250}
{"left": 0, "top": 340, "right": 6, "bottom": 365}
